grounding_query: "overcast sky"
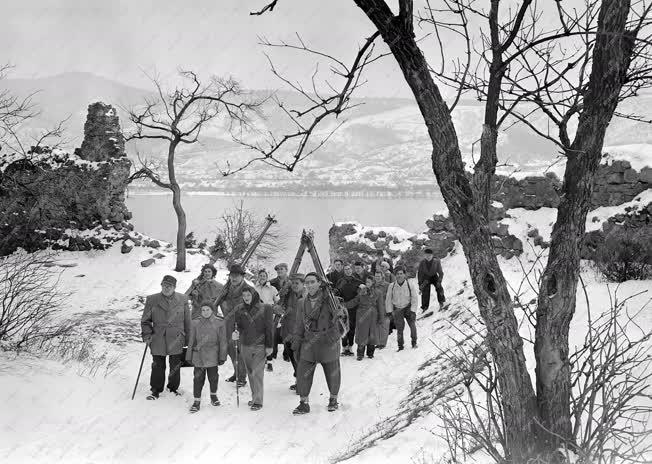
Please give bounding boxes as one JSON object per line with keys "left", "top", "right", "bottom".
{"left": 4, "top": 0, "right": 591, "bottom": 98}
{"left": 3, "top": 0, "right": 422, "bottom": 97}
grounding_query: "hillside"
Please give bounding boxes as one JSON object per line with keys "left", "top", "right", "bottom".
{"left": 5, "top": 72, "right": 652, "bottom": 194}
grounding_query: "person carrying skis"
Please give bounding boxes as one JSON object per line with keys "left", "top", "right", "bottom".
{"left": 140, "top": 275, "right": 191, "bottom": 400}
{"left": 385, "top": 266, "right": 419, "bottom": 351}
{"left": 292, "top": 272, "right": 344, "bottom": 415}
{"left": 186, "top": 303, "right": 228, "bottom": 413}
{"left": 233, "top": 287, "right": 274, "bottom": 411}
{"left": 219, "top": 264, "right": 251, "bottom": 387}
{"left": 417, "top": 248, "right": 447, "bottom": 312}
{"left": 185, "top": 263, "right": 223, "bottom": 319}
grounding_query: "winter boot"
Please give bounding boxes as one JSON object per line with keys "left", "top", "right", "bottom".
{"left": 146, "top": 391, "right": 159, "bottom": 400}
{"left": 289, "top": 384, "right": 297, "bottom": 391}
{"left": 210, "top": 394, "right": 220, "bottom": 406}
{"left": 327, "top": 397, "right": 339, "bottom": 412}
{"left": 412, "top": 340, "right": 418, "bottom": 349}
{"left": 356, "top": 355, "right": 364, "bottom": 361}
{"left": 189, "top": 401, "right": 200, "bottom": 413}
{"left": 293, "top": 401, "right": 310, "bottom": 415}
{"left": 367, "top": 345, "right": 376, "bottom": 359}
{"left": 167, "top": 388, "right": 181, "bottom": 396}
{"left": 250, "top": 403, "right": 263, "bottom": 411}
{"left": 397, "top": 345, "right": 404, "bottom": 352}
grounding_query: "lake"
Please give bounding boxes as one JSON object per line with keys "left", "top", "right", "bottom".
{"left": 126, "top": 193, "right": 447, "bottom": 272}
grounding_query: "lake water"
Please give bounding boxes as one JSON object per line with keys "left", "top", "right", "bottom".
{"left": 126, "top": 193, "right": 447, "bottom": 272}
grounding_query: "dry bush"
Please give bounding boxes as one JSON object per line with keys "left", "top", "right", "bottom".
{"left": 0, "top": 250, "right": 74, "bottom": 350}
{"left": 593, "top": 231, "right": 652, "bottom": 283}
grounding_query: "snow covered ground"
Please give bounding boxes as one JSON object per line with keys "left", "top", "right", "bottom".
{"left": 1, "top": 206, "right": 651, "bottom": 464}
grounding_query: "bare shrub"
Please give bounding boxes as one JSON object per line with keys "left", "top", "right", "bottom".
{"left": 212, "top": 200, "right": 284, "bottom": 265}
{"left": 594, "top": 231, "right": 652, "bottom": 283}
{"left": 0, "top": 250, "right": 74, "bottom": 350}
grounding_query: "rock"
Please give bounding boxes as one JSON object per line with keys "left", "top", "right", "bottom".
{"left": 58, "top": 263, "right": 78, "bottom": 268}
{"left": 623, "top": 168, "right": 639, "bottom": 183}
{"left": 640, "top": 167, "right": 652, "bottom": 184}
{"left": 153, "top": 253, "right": 166, "bottom": 259}
{"left": 78, "top": 102, "right": 126, "bottom": 162}
{"left": 489, "top": 221, "right": 510, "bottom": 236}
{"left": 606, "top": 172, "right": 624, "bottom": 184}
{"left": 491, "top": 236, "right": 503, "bottom": 249}
{"left": 148, "top": 240, "right": 161, "bottom": 249}
{"left": 527, "top": 227, "right": 539, "bottom": 238}
{"left": 121, "top": 241, "right": 133, "bottom": 254}
{"left": 378, "top": 231, "right": 387, "bottom": 238}
{"left": 501, "top": 250, "right": 514, "bottom": 260}
{"left": 141, "top": 258, "right": 156, "bottom": 267}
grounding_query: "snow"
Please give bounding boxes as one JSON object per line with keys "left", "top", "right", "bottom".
{"left": 585, "top": 189, "right": 652, "bottom": 232}
{"left": 602, "top": 144, "right": 652, "bottom": 171}
{"left": 1, "top": 208, "right": 651, "bottom": 463}
{"left": 0, "top": 149, "right": 110, "bottom": 173}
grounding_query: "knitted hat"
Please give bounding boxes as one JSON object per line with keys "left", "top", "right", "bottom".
{"left": 161, "top": 275, "right": 177, "bottom": 286}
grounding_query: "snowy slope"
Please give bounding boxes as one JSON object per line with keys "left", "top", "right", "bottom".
{"left": 1, "top": 208, "right": 651, "bottom": 463}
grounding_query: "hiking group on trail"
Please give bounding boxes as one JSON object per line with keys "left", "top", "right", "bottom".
{"left": 139, "top": 247, "right": 448, "bottom": 415}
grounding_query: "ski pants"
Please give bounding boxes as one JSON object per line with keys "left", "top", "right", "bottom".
{"left": 193, "top": 366, "right": 219, "bottom": 399}
{"left": 296, "top": 358, "right": 341, "bottom": 399}
{"left": 150, "top": 353, "right": 182, "bottom": 394}
{"left": 393, "top": 305, "right": 417, "bottom": 348}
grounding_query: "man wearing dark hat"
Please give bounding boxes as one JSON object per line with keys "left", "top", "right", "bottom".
{"left": 141, "top": 274, "right": 191, "bottom": 400}
{"left": 185, "top": 263, "right": 224, "bottom": 319}
{"left": 219, "top": 263, "right": 251, "bottom": 387}
{"left": 280, "top": 272, "right": 306, "bottom": 391}
{"left": 417, "top": 248, "right": 446, "bottom": 312}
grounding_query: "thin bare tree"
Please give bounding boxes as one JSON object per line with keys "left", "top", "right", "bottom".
{"left": 126, "top": 70, "right": 263, "bottom": 271}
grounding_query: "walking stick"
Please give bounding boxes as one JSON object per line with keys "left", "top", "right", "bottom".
{"left": 131, "top": 343, "right": 148, "bottom": 400}
{"left": 234, "top": 323, "right": 240, "bottom": 408}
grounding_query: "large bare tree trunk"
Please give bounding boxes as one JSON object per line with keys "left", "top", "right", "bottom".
{"left": 353, "top": 1, "right": 539, "bottom": 460}
{"left": 167, "top": 140, "right": 187, "bottom": 271}
{"left": 535, "top": 0, "right": 636, "bottom": 447}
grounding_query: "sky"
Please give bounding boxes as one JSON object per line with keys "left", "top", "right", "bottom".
{"left": 3, "top": 0, "right": 417, "bottom": 98}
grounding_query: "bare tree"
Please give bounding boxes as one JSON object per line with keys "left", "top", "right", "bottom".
{"left": 211, "top": 200, "right": 285, "bottom": 266}
{"left": 126, "top": 70, "right": 263, "bottom": 271}
{"left": 249, "top": 0, "right": 651, "bottom": 459}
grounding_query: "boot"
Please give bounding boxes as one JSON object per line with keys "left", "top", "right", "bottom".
{"left": 250, "top": 403, "right": 263, "bottom": 411}
{"left": 397, "top": 346, "right": 404, "bottom": 352}
{"left": 412, "top": 340, "right": 418, "bottom": 348}
{"left": 189, "top": 401, "right": 200, "bottom": 413}
{"left": 327, "top": 397, "right": 339, "bottom": 412}
{"left": 237, "top": 379, "right": 247, "bottom": 388}
{"left": 289, "top": 384, "right": 297, "bottom": 391}
{"left": 210, "top": 394, "right": 220, "bottom": 406}
{"left": 293, "top": 401, "right": 310, "bottom": 415}
{"left": 146, "top": 391, "right": 159, "bottom": 400}
{"left": 167, "top": 388, "right": 181, "bottom": 396}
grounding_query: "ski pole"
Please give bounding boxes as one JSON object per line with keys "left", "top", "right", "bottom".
{"left": 234, "top": 323, "right": 240, "bottom": 408}
{"left": 132, "top": 343, "right": 148, "bottom": 400}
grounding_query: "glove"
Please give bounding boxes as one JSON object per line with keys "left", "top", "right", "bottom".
{"left": 265, "top": 347, "right": 273, "bottom": 357}
{"left": 231, "top": 330, "right": 239, "bottom": 341}
{"left": 142, "top": 334, "right": 151, "bottom": 345}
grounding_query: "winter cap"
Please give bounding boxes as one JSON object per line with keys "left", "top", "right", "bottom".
{"left": 424, "top": 248, "right": 433, "bottom": 255}
{"left": 274, "top": 263, "right": 288, "bottom": 271}
{"left": 290, "top": 273, "right": 305, "bottom": 282}
{"left": 229, "top": 263, "right": 246, "bottom": 275}
{"left": 161, "top": 275, "right": 177, "bottom": 287}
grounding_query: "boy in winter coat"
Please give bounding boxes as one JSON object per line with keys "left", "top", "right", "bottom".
{"left": 233, "top": 288, "right": 274, "bottom": 411}
{"left": 292, "top": 272, "right": 344, "bottom": 415}
{"left": 186, "top": 304, "right": 228, "bottom": 413}
{"left": 141, "top": 275, "right": 191, "bottom": 400}
{"left": 385, "top": 266, "right": 419, "bottom": 351}
{"left": 417, "top": 248, "right": 446, "bottom": 311}
{"left": 185, "top": 263, "right": 224, "bottom": 319}
{"left": 350, "top": 276, "right": 384, "bottom": 360}
{"left": 372, "top": 271, "right": 391, "bottom": 349}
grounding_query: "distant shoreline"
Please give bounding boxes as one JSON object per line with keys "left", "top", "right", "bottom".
{"left": 127, "top": 190, "right": 443, "bottom": 198}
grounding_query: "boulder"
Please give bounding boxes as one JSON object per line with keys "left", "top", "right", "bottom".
{"left": 141, "top": 258, "right": 156, "bottom": 268}
{"left": 121, "top": 241, "right": 134, "bottom": 254}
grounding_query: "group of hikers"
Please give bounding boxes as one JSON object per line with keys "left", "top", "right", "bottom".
{"left": 140, "top": 248, "right": 447, "bottom": 415}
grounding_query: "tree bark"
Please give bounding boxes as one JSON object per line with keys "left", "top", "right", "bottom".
{"left": 167, "top": 140, "right": 187, "bottom": 272}
{"left": 535, "top": 0, "right": 636, "bottom": 447}
{"left": 353, "top": 1, "right": 539, "bottom": 460}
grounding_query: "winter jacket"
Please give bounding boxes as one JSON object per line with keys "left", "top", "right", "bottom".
{"left": 350, "top": 288, "right": 384, "bottom": 346}
{"left": 141, "top": 292, "right": 191, "bottom": 356}
{"left": 292, "top": 289, "right": 343, "bottom": 363}
{"left": 280, "top": 289, "right": 305, "bottom": 342}
{"left": 186, "top": 314, "right": 228, "bottom": 367}
{"left": 254, "top": 281, "right": 279, "bottom": 305}
{"left": 336, "top": 275, "right": 363, "bottom": 304}
{"left": 417, "top": 258, "right": 444, "bottom": 287}
{"left": 326, "top": 270, "right": 344, "bottom": 288}
{"left": 219, "top": 280, "right": 255, "bottom": 334}
{"left": 186, "top": 279, "right": 223, "bottom": 319}
{"left": 269, "top": 276, "right": 290, "bottom": 293}
{"left": 233, "top": 293, "right": 274, "bottom": 348}
{"left": 385, "top": 279, "right": 419, "bottom": 314}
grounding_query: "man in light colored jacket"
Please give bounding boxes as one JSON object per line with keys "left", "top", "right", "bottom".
{"left": 384, "top": 266, "right": 419, "bottom": 351}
